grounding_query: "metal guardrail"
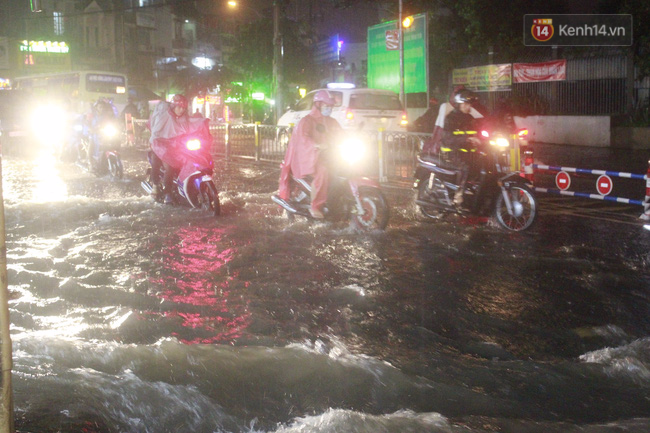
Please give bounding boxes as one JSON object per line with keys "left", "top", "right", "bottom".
{"left": 526, "top": 162, "right": 650, "bottom": 219}
{"left": 132, "top": 120, "right": 290, "bottom": 164}
{"left": 380, "top": 131, "right": 430, "bottom": 183}
{"left": 209, "top": 123, "right": 291, "bottom": 164}
{"left": 208, "top": 122, "right": 426, "bottom": 182}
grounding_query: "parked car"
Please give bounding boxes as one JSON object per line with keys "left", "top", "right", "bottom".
{"left": 277, "top": 85, "right": 408, "bottom": 133}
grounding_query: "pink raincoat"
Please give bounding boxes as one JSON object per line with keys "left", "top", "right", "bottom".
{"left": 149, "top": 101, "right": 212, "bottom": 182}
{"left": 278, "top": 107, "right": 342, "bottom": 210}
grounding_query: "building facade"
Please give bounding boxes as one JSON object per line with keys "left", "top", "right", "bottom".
{"left": 0, "top": 0, "right": 223, "bottom": 99}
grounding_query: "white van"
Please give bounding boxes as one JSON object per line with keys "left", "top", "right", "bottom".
{"left": 278, "top": 86, "right": 408, "bottom": 132}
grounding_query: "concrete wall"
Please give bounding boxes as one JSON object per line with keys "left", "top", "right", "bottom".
{"left": 514, "top": 115, "right": 611, "bottom": 147}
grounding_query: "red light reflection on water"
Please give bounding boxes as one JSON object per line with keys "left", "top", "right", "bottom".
{"left": 150, "top": 226, "right": 251, "bottom": 344}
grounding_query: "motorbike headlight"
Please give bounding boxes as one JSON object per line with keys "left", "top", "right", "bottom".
{"left": 185, "top": 138, "right": 201, "bottom": 151}
{"left": 101, "top": 124, "right": 118, "bottom": 138}
{"left": 490, "top": 137, "right": 510, "bottom": 148}
{"left": 338, "top": 138, "right": 365, "bottom": 164}
{"left": 31, "top": 105, "right": 67, "bottom": 145}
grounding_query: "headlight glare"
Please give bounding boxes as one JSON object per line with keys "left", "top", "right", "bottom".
{"left": 186, "top": 138, "right": 201, "bottom": 151}
{"left": 490, "top": 137, "right": 510, "bottom": 148}
{"left": 338, "top": 138, "right": 365, "bottom": 164}
{"left": 101, "top": 124, "right": 118, "bottom": 138}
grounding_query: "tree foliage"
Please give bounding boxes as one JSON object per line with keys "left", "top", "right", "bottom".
{"left": 172, "top": 65, "right": 236, "bottom": 100}
{"left": 602, "top": 0, "right": 650, "bottom": 80}
{"left": 227, "top": 13, "right": 317, "bottom": 94}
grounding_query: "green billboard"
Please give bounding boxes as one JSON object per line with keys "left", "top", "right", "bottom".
{"left": 367, "top": 13, "right": 428, "bottom": 95}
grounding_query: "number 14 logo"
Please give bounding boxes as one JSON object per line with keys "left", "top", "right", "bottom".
{"left": 532, "top": 18, "right": 554, "bottom": 42}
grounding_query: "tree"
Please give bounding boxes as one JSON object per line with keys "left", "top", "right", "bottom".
{"left": 602, "top": 0, "right": 650, "bottom": 80}
{"left": 172, "top": 65, "right": 236, "bottom": 100}
{"left": 227, "top": 11, "right": 317, "bottom": 101}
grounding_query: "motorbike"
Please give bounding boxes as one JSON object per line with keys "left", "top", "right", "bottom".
{"left": 73, "top": 117, "right": 124, "bottom": 180}
{"left": 272, "top": 135, "right": 390, "bottom": 231}
{"left": 140, "top": 133, "right": 221, "bottom": 218}
{"left": 413, "top": 123, "right": 537, "bottom": 231}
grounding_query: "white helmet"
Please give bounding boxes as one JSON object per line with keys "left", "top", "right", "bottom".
{"left": 313, "top": 90, "right": 335, "bottom": 105}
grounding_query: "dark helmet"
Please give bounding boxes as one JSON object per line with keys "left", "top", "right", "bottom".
{"left": 94, "top": 99, "right": 111, "bottom": 115}
{"left": 171, "top": 94, "right": 188, "bottom": 110}
{"left": 452, "top": 89, "right": 477, "bottom": 107}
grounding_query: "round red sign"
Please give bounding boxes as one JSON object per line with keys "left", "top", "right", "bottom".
{"left": 531, "top": 19, "right": 554, "bottom": 42}
{"left": 555, "top": 171, "right": 571, "bottom": 191}
{"left": 596, "top": 175, "right": 613, "bottom": 196}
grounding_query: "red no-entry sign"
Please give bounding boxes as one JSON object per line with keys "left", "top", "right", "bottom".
{"left": 596, "top": 175, "right": 613, "bottom": 196}
{"left": 555, "top": 171, "right": 571, "bottom": 191}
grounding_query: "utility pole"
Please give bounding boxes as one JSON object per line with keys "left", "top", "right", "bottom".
{"left": 0, "top": 150, "right": 14, "bottom": 433}
{"left": 272, "top": 0, "right": 283, "bottom": 123}
{"left": 398, "top": 0, "right": 405, "bottom": 107}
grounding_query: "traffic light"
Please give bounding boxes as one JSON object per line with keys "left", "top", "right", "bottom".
{"left": 30, "top": 0, "right": 42, "bottom": 12}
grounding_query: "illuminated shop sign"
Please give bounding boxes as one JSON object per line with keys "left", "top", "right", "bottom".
{"left": 20, "top": 40, "right": 69, "bottom": 54}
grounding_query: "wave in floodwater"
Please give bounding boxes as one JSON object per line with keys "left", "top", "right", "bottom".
{"left": 10, "top": 335, "right": 650, "bottom": 433}
{"left": 3, "top": 154, "right": 650, "bottom": 432}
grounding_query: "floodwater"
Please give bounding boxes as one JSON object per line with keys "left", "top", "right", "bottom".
{"left": 2, "top": 145, "right": 650, "bottom": 432}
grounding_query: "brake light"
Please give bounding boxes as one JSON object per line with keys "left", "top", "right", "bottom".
{"left": 517, "top": 128, "right": 528, "bottom": 138}
{"left": 186, "top": 138, "right": 201, "bottom": 151}
{"left": 400, "top": 112, "right": 408, "bottom": 127}
{"left": 480, "top": 130, "right": 490, "bottom": 138}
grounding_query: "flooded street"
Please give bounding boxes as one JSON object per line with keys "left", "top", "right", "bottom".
{"left": 3, "top": 146, "right": 650, "bottom": 432}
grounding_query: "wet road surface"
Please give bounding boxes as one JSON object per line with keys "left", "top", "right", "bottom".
{"left": 2, "top": 145, "right": 650, "bottom": 432}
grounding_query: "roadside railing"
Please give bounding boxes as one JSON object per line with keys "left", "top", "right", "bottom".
{"left": 524, "top": 159, "right": 650, "bottom": 220}
{"left": 201, "top": 122, "right": 427, "bottom": 183}
{"left": 210, "top": 123, "right": 290, "bottom": 164}
{"left": 380, "top": 131, "right": 429, "bottom": 183}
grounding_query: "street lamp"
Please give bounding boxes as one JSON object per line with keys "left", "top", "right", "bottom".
{"left": 227, "top": 1, "right": 283, "bottom": 123}
{"left": 227, "top": 0, "right": 263, "bottom": 19}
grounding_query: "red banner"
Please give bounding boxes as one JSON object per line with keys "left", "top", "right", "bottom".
{"left": 385, "top": 30, "right": 399, "bottom": 50}
{"left": 513, "top": 59, "right": 566, "bottom": 83}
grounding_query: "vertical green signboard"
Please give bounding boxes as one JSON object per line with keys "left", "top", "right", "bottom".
{"left": 367, "top": 13, "right": 427, "bottom": 95}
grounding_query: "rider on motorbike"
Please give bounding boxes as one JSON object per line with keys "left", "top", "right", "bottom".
{"left": 423, "top": 86, "right": 484, "bottom": 155}
{"left": 89, "top": 98, "right": 118, "bottom": 171}
{"left": 441, "top": 89, "right": 481, "bottom": 206}
{"left": 278, "top": 89, "right": 342, "bottom": 219}
{"left": 149, "top": 94, "right": 211, "bottom": 204}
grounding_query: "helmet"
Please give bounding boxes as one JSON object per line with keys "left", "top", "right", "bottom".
{"left": 94, "top": 99, "right": 111, "bottom": 116}
{"left": 452, "top": 89, "right": 477, "bottom": 107}
{"left": 313, "top": 90, "right": 335, "bottom": 106}
{"left": 171, "top": 94, "right": 188, "bottom": 110}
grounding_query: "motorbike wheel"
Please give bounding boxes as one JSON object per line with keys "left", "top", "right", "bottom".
{"left": 494, "top": 184, "right": 537, "bottom": 231}
{"left": 352, "top": 188, "right": 389, "bottom": 231}
{"left": 107, "top": 153, "right": 124, "bottom": 180}
{"left": 417, "top": 179, "right": 446, "bottom": 220}
{"left": 199, "top": 181, "right": 221, "bottom": 217}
